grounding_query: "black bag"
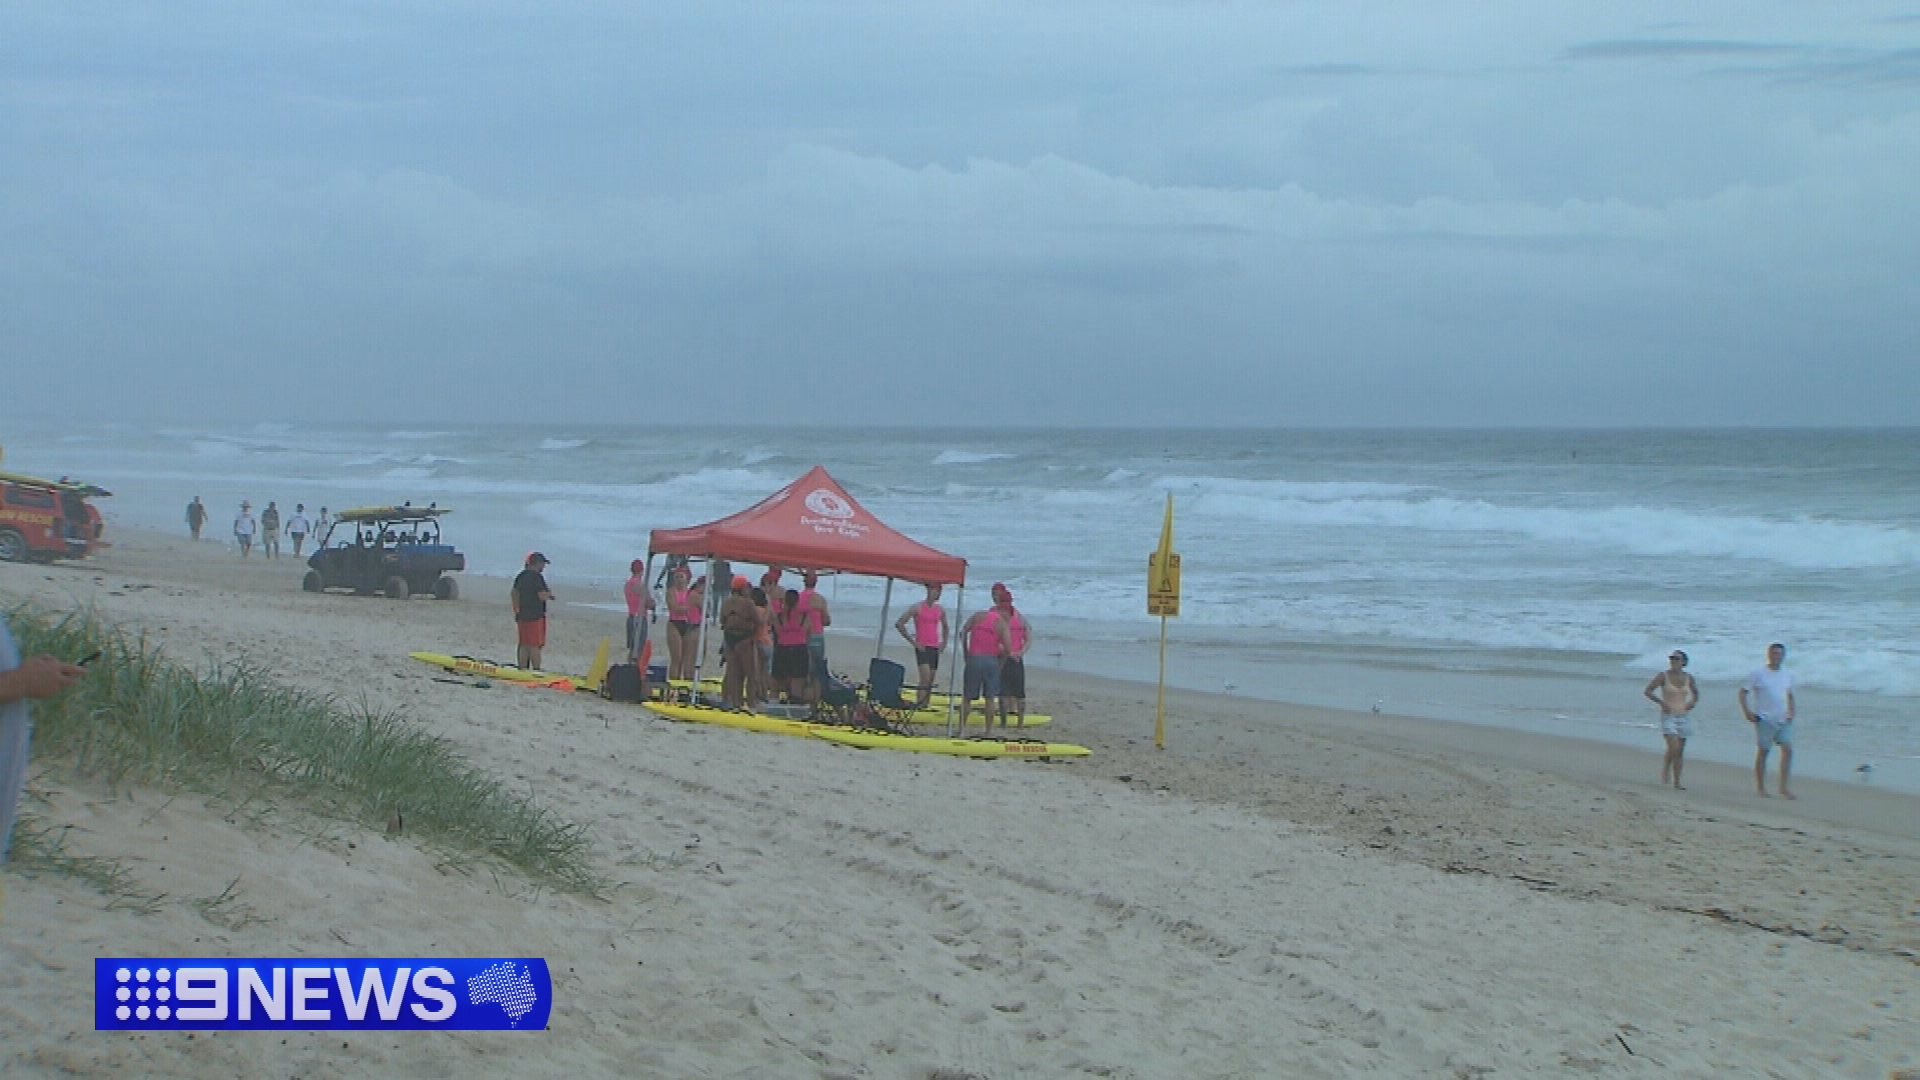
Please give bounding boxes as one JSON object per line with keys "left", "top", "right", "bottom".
{"left": 603, "top": 663, "right": 645, "bottom": 703}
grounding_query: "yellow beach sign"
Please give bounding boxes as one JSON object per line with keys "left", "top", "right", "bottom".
{"left": 1147, "top": 495, "right": 1180, "bottom": 617}
{"left": 1147, "top": 494, "right": 1178, "bottom": 748}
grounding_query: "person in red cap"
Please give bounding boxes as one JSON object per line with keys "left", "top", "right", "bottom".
{"left": 624, "top": 559, "right": 655, "bottom": 667}
{"left": 959, "top": 592, "right": 1013, "bottom": 732}
{"left": 992, "top": 584, "right": 1034, "bottom": 727}
{"left": 717, "top": 575, "right": 759, "bottom": 709}
{"left": 512, "top": 552, "right": 555, "bottom": 670}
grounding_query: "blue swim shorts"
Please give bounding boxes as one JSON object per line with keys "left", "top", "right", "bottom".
{"left": 1754, "top": 716, "right": 1793, "bottom": 748}
{"left": 963, "top": 654, "right": 1002, "bottom": 700}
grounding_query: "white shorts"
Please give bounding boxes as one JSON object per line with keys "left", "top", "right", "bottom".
{"left": 1659, "top": 713, "right": 1696, "bottom": 739}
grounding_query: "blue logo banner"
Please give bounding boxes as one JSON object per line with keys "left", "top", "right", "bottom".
{"left": 95, "top": 959, "right": 552, "bottom": 1031}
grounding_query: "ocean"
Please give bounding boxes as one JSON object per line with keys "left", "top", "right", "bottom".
{"left": 8, "top": 421, "right": 1918, "bottom": 788}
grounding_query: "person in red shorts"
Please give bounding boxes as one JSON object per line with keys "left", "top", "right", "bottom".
{"left": 512, "top": 552, "right": 555, "bottom": 670}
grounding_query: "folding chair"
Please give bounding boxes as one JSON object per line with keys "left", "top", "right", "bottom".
{"left": 861, "top": 657, "right": 920, "bottom": 728}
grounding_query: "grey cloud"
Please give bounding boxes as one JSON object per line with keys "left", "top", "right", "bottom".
{"left": 1564, "top": 39, "right": 1811, "bottom": 60}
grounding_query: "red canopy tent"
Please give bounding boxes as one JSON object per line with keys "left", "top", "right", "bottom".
{"left": 647, "top": 467, "right": 969, "bottom": 726}
{"left": 648, "top": 466, "right": 965, "bottom": 585}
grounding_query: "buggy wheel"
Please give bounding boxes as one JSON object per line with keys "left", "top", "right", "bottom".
{"left": 0, "top": 529, "right": 25, "bottom": 563}
{"left": 302, "top": 570, "right": 324, "bottom": 593}
{"left": 384, "top": 575, "right": 410, "bottom": 600}
{"left": 432, "top": 576, "right": 458, "bottom": 601}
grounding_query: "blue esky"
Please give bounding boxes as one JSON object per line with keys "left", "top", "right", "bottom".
{"left": 3, "top": 1, "right": 1917, "bottom": 425}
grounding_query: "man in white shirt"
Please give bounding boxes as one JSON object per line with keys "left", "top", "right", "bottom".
{"left": 233, "top": 502, "right": 257, "bottom": 558}
{"left": 286, "top": 504, "right": 312, "bottom": 557}
{"left": 1738, "top": 642, "right": 1797, "bottom": 799}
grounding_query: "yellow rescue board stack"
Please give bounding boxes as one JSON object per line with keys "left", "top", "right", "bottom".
{"left": 666, "top": 678, "right": 1052, "bottom": 726}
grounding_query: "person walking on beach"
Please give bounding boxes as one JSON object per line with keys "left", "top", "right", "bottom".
{"left": 185, "top": 497, "right": 207, "bottom": 540}
{"left": 316, "top": 507, "right": 330, "bottom": 536}
{"left": 624, "top": 559, "right": 656, "bottom": 666}
{"left": 1, "top": 617, "right": 85, "bottom": 877}
{"left": 993, "top": 584, "right": 1034, "bottom": 727}
{"left": 259, "top": 502, "right": 281, "bottom": 559}
{"left": 959, "top": 601, "right": 1012, "bottom": 732}
{"left": 285, "top": 504, "right": 311, "bottom": 557}
{"left": 894, "top": 583, "right": 949, "bottom": 708}
{"left": 1643, "top": 650, "right": 1699, "bottom": 789}
{"left": 718, "top": 576, "right": 759, "bottom": 710}
{"left": 512, "top": 552, "right": 555, "bottom": 671}
{"left": 233, "top": 502, "right": 257, "bottom": 557}
{"left": 664, "top": 565, "right": 697, "bottom": 683}
{"left": 1739, "top": 643, "right": 1797, "bottom": 799}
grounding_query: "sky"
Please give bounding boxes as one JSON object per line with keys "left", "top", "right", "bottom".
{"left": 2, "top": 1, "right": 1917, "bottom": 427}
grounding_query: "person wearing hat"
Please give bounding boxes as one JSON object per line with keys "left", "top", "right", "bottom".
{"left": 232, "top": 502, "right": 257, "bottom": 558}
{"left": 512, "top": 553, "right": 555, "bottom": 670}
{"left": 959, "top": 595, "right": 1013, "bottom": 732}
{"left": 718, "top": 575, "right": 759, "bottom": 710}
{"left": 1643, "top": 649, "right": 1700, "bottom": 790}
{"left": 992, "top": 584, "right": 1034, "bottom": 728}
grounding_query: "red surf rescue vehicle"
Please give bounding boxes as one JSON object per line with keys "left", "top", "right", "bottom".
{"left": 0, "top": 470, "right": 110, "bottom": 562}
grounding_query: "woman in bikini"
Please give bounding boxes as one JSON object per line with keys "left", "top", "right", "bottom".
{"left": 1643, "top": 650, "right": 1700, "bottom": 789}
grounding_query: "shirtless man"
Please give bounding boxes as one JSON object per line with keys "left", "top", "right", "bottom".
{"left": 1643, "top": 650, "right": 1699, "bottom": 789}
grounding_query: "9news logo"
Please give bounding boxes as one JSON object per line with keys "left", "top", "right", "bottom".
{"left": 95, "top": 958, "right": 551, "bottom": 1031}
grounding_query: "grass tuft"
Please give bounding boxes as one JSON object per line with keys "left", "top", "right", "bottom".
{"left": 9, "top": 814, "right": 167, "bottom": 914}
{"left": 9, "top": 605, "right": 607, "bottom": 897}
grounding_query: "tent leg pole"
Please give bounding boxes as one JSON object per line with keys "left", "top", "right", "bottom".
{"left": 875, "top": 578, "right": 894, "bottom": 659}
{"left": 945, "top": 584, "right": 964, "bottom": 737}
{"left": 691, "top": 555, "right": 712, "bottom": 704}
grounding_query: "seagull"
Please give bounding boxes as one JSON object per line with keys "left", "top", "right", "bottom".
{"left": 1856, "top": 763, "right": 1874, "bottom": 779}
{"left": 1222, "top": 680, "right": 1237, "bottom": 692}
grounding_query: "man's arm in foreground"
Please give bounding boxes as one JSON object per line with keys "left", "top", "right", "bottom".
{"left": 0, "top": 656, "right": 85, "bottom": 705}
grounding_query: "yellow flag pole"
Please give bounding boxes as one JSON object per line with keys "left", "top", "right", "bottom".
{"left": 1154, "top": 613, "right": 1168, "bottom": 750}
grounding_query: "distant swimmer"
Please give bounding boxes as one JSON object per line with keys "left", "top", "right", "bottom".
{"left": 894, "top": 583, "right": 949, "bottom": 709}
{"left": 993, "top": 584, "right": 1034, "bottom": 727}
{"left": 286, "top": 504, "right": 311, "bottom": 557}
{"left": 512, "top": 552, "right": 555, "bottom": 670}
{"left": 185, "top": 496, "right": 207, "bottom": 541}
{"left": 1643, "top": 650, "right": 1700, "bottom": 790}
{"left": 1739, "top": 643, "right": 1797, "bottom": 799}
{"left": 232, "top": 502, "right": 256, "bottom": 558}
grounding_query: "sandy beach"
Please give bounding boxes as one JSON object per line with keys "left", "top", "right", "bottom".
{"left": 3, "top": 527, "right": 1917, "bottom": 1078}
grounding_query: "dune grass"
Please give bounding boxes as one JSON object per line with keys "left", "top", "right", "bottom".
{"left": 8, "top": 605, "right": 607, "bottom": 897}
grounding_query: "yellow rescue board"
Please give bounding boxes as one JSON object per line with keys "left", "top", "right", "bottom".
{"left": 642, "top": 701, "right": 831, "bottom": 738}
{"left": 410, "top": 638, "right": 609, "bottom": 692}
{"left": 809, "top": 728, "right": 1090, "bottom": 759}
